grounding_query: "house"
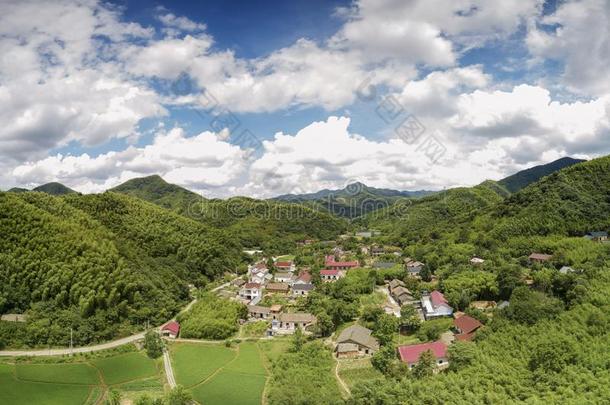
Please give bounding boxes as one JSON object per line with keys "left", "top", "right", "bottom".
{"left": 231, "top": 278, "right": 246, "bottom": 288}
{"left": 397, "top": 341, "right": 448, "bottom": 369}
{"left": 374, "top": 261, "right": 396, "bottom": 269}
{"left": 274, "top": 272, "right": 295, "bottom": 284}
{"left": 0, "top": 314, "right": 27, "bottom": 322}
{"left": 269, "top": 304, "right": 283, "bottom": 320}
{"left": 585, "top": 231, "right": 608, "bottom": 242}
{"left": 294, "top": 270, "right": 312, "bottom": 284}
{"left": 275, "top": 260, "right": 296, "bottom": 272}
{"left": 404, "top": 259, "right": 424, "bottom": 276}
{"left": 265, "top": 282, "right": 290, "bottom": 294}
{"left": 292, "top": 283, "right": 314, "bottom": 297}
{"left": 391, "top": 286, "right": 415, "bottom": 306}
{"left": 248, "top": 305, "right": 271, "bottom": 319}
{"left": 272, "top": 313, "right": 317, "bottom": 334}
{"left": 336, "top": 325, "right": 379, "bottom": 358}
{"left": 240, "top": 283, "right": 263, "bottom": 301}
{"left": 469, "top": 301, "right": 496, "bottom": 312}
{"left": 249, "top": 267, "right": 272, "bottom": 285}
{"left": 388, "top": 279, "right": 405, "bottom": 291}
{"left": 320, "top": 269, "right": 345, "bottom": 282}
{"left": 529, "top": 253, "right": 553, "bottom": 263}
{"left": 325, "top": 255, "right": 359, "bottom": 270}
{"left": 371, "top": 247, "right": 384, "bottom": 256}
{"left": 453, "top": 315, "right": 482, "bottom": 341}
{"left": 421, "top": 291, "right": 453, "bottom": 319}
{"left": 161, "top": 321, "right": 180, "bottom": 339}
{"left": 248, "top": 261, "right": 268, "bottom": 274}
{"left": 559, "top": 266, "right": 577, "bottom": 274}
{"left": 470, "top": 257, "right": 485, "bottom": 265}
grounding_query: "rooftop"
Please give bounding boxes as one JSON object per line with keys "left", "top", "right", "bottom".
{"left": 397, "top": 341, "right": 447, "bottom": 364}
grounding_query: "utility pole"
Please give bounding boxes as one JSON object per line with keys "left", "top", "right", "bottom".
{"left": 70, "top": 327, "right": 73, "bottom": 356}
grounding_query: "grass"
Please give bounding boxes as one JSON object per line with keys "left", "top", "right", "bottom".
{"left": 91, "top": 352, "right": 158, "bottom": 385}
{"left": 276, "top": 255, "right": 295, "bottom": 261}
{"left": 188, "top": 342, "right": 268, "bottom": 405}
{"left": 191, "top": 370, "right": 266, "bottom": 405}
{"left": 171, "top": 343, "right": 236, "bottom": 387}
{"left": 15, "top": 362, "right": 100, "bottom": 385}
{"left": 0, "top": 363, "right": 91, "bottom": 405}
{"left": 337, "top": 358, "right": 383, "bottom": 389}
{"left": 241, "top": 321, "right": 269, "bottom": 338}
{"left": 258, "top": 338, "right": 291, "bottom": 365}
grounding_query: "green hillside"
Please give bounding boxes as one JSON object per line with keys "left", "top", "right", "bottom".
{"left": 0, "top": 191, "right": 241, "bottom": 347}
{"left": 112, "top": 176, "right": 348, "bottom": 252}
{"left": 498, "top": 157, "right": 585, "bottom": 193}
{"left": 32, "top": 182, "right": 77, "bottom": 195}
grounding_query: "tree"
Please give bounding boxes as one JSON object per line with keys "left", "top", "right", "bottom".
{"left": 291, "top": 327, "right": 304, "bottom": 352}
{"left": 164, "top": 386, "right": 193, "bottom": 405}
{"left": 372, "top": 314, "right": 399, "bottom": 346}
{"left": 371, "top": 345, "right": 396, "bottom": 374}
{"left": 106, "top": 390, "right": 121, "bottom": 405}
{"left": 412, "top": 350, "right": 435, "bottom": 379}
{"left": 314, "top": 311, "right": 334, "bottom": 337}
{"left": 447, "top": 341, "right": 476, "bottom": 371}
{"left": 400, "top": 305, "right": 421, "bottom": 332}
{"left": 144, "top": 330, "right": 164, "bottom": 359}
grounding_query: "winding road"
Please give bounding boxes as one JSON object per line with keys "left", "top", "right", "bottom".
{"left": 0, "top": 279, "right": 234, "bottom": 357}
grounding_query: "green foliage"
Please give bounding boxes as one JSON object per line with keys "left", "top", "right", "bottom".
{"left": 400, "top": 305, "right": 421, "bottom": 332}
{"left": 164, "top": 386, "right": 192, "bottom": 405}
{"left": 372, "top": 314, "right": 399, "bottom": 346}
{"left": 416, "top": 318, "right": 452, "bottom": 342}
{"left": 290, "top": 327, "right": 305, "bottom": 352}
{"left": 412, "top": 350, "right": 435, "bottom": 379}
{"left": 178, "top": 293, "right": 246, "bottom": 340}
{"left": 504, "top": 287, "right": 563, "bottom": 325}
{"left": 371, "top": 345, "right": 397, "bottom": 374}
{"left": 447, "top": 341, "right": 476, "bottom": 371}
{"left": 144, "top": 330, "right": 164, "bottom": 359}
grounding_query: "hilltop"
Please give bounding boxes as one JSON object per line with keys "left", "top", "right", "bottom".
{"left": 498, "top": 157, "right": 586, "bottom": 193}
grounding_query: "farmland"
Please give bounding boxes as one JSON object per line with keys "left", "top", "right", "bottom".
{"left": 0, "top": 348, "right": 163, "bottom": 405}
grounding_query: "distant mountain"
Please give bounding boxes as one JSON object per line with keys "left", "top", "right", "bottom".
{"left": 498, "top": 157, "right": 586, "bottom": 193}
{"left": 111, "top": 175, "right": 348, "bottom": 251}
{"left": 7, "top": 187, "right": 29, "bottom": 193}
{"left": 110, "top": 175, "right": 201, "bottom": 212}
{"left": 32, "top": 182, "right": 77, "bottom": 195}
{"left": 273, "top": 182, "right": 435, "bottom": 219}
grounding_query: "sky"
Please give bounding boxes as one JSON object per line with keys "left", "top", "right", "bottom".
{"left": 1, "top": 0, "right": 610, "bottom": 198}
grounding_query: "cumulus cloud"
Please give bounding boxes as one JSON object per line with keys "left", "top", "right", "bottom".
{"left": 527, "top": 0, "right": 610, "bottom": 96}
{"left": 12, "top": 128, "right": 249, "bottom": 195}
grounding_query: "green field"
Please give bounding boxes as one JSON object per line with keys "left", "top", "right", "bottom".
{"left": 337, "top": 358, "right": 383, "bottom": 389}
{"left": 15, "top": 362, "right": 100, "bottom": 385}
{"left": 169, "top": 341, "right": 276, "bottom": 405}
{"left": 171, "top": 343, "right": 237, "bottom": 387}
{"left": 0, "top": 363, "right": 92, "bottom": 405}
{"left": 92, "top": 352, "right": 158, "bottom": 385}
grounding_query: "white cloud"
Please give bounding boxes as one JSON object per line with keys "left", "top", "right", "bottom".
{"left": 12, "top": 128, "right": 248, "bottom": 194}
{"left": 526, "top": 0, "right": 610, "bottom": 96}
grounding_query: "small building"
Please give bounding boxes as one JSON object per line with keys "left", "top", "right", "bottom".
{"left": 266, "top": 282, "right": 290, "bottom": 294}
{"left": 421, "top": 291, "right": 453, "bottom": 320}
{"left": 529, "top": 253, "right": 553, "bottom": 263}
{"left": 269, "top": 304, "right": 283, "bottom": 320}
{"left": 585, "top": 231, "right": 608, "bottom": 242}
{"left": 274, "top": 272, "right": 295, "bottom": 284}
{"left": 453, "top": 315, "right": 482, "bottom": 341}
{"left": 320, "top": 269, "right": 345, "bottom": 282}
{"left": 469, "top": 301, "right": 496, "bottom": 312}
{"left": 388, "top": 279, "right": 405, "bottom": 291}
{"left": 292, "top": 283, "right": 314, "bottom": 297}
{"left": 240, "top": 283, "right": 263, "bottom": 301}
{"left": 325, "top": 255, "right": 359, "bottom": 270}
{"left": 397, "top": 341, "right": 448, "bottom": 369}
{"left": 470, "top": 257, "right": 485, "bottom": 265}
{"left": 231, "top": 278, "right": 246, "bottom": 288}
{"left": 273, "top": 313, "right": 317, "bottom": 334}
{"left": 294, "top": 270, "right": 312, "bottom": 284}
{"left": 391, "top": 286, "right": 415, "bottom": 306}
{"left": 275, "top": 261, "right": 296, "bottom": 272}
{"left": 336, "top": 325, "right": 379, "bottom": 358}
{"left": 404, "top": 259, "right": 424, "bottom": 276}
{"left": 248, "top": 305, "right": 271, "bottom": 319}
{"left": 161, "top": 321, "right": 180, "bottom": 339}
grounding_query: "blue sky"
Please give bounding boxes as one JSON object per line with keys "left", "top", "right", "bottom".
{"left": 2, "top": 0, "right": 610, "bottom": 197}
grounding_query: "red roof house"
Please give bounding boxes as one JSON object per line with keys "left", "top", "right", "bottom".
{"left": 430, "top": 291, "right": 449, "bottom": 307}
{"left": 454, "top": 315, "right": 482, "bottom": 341}
{"left": 161, "top": 321, "right": 180, "bottom": 339}
{"left": 276, "top": 261, "right": 293, "bottom": 269}
{"left": 325, "top": 255, "right": 358, "bottom": 270}
{"left": 296, "top": 270, "right": 312, "bottom": 283}
{"left": 397, "top": 341, "right": 448, "bottom": 368}
{"left": 320, "top": 269, "right": 339, "bottom": 276}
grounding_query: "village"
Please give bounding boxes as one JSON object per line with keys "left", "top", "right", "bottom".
{"left": 151, "top": 229, "right": 608, "bottom": 375}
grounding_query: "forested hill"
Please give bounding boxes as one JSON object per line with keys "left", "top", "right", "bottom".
{"left": 32, "top": 182, "right": 78, "bottom": 195}
{"left": 112, "top": 176, "right": 348, "bottom": 252}
{"left": 497, "top": 157, "right": 585, "bottom": 193}
{"left": 273, "top": 182, "right": 435, "bottom": 219}
{"left": 0, "top": 191, "right": 242, "bottom": 347}
{"left": 484, "top": 156, "right": 610, "bottom": 240}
